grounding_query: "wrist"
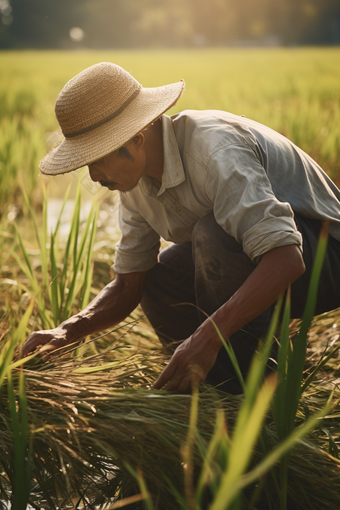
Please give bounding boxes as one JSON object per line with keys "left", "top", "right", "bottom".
{"left": 192, "top": 318, "right": 223, "bottom": 352}
{"left": 59, "top": 313, "right": 89, "bottom": 343}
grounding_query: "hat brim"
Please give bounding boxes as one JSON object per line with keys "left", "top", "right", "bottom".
{"left": 40, "top": 80, "right": 185, "bottom": 175}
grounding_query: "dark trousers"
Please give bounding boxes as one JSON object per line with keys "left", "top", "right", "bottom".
{"left": 141, "top": 213, "right": 340, "bottom": 393}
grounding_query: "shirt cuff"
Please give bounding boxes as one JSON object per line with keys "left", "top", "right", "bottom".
{"left": 241, "top": 216, "right": 303, "bottom": 264}
{"left": 113, "top": 244, "right": 160, "bottom": 274}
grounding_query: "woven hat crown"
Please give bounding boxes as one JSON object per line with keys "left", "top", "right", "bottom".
{"left": 55, "top": 62, "right": 142, "bottom": 138}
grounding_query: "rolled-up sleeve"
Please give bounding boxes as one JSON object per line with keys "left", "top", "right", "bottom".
{"left": 205, "top": 144, "right": 303, "bottom": 263}
{"left": 113, "top": 193, "right": 160, "bottom": 274}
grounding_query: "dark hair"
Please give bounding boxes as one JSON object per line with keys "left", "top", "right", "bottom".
{"left": 117, "top": 146, "right": 134, "bottom": 161}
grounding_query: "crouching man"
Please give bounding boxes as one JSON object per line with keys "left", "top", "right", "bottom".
{"left": 22, "top": 62, "right": 340, "bottom": 393}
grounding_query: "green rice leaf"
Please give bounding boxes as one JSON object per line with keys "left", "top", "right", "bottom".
{"left": 195, "top": 409, "right": 226, "bottom": 506}
{"left": 272, "top": 290, "right": 291, "bottom": 439}
{"left": 49, "top": 231, "right": 60, "bottom": 325}
{"left": 210, "top": 373, "right": 277, "bottom": 510}
{"left": 285, "top": 224, "right": 328, "bottom": 431}
{"left": 80, "top": 205, "right": 99, "bottom": 309}
{"left": 245, "top": 295, "right": 283, "bottom": 408}
{"left": 241, "top": 396, "right": 333, "bottom": 489}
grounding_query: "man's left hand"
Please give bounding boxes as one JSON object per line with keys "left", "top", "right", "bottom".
{"left": 152, "top": 334, "right": 221, "bottom": 393}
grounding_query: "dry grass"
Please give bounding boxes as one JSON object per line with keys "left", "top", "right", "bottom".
{"left": 0, "top": 305, "right": 339, "bottom": 509}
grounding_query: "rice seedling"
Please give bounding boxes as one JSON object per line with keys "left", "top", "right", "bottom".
{"left": 0, "top": 301, "right": 35, "bottom": 510}
{"left": 156, "top": 228, "right": 335, "bottom": 510}
{"left": 6, "top": 369, "right": 31, "bottom": 510}
{"left": 266, "top": 223, "right": 334, "bottom": 509}
{"left": 0, "top": 311, "right": 339, "bottom": 510}
{"left": 0, "top": 190, "right": 339, "bottom": 509}
{"left": 0, "top": 221, "right": 339, "bottom": 509}
{"left": 12, "top": 179, "right": 99, "bottom": 329}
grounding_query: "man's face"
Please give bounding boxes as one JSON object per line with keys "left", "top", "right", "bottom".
{"left": 88, "top": 135, "right": 146, "bottom": 192}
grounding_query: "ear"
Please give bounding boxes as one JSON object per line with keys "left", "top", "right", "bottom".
{"left": 132, "top": 132, "right": 145, "bottom": 148}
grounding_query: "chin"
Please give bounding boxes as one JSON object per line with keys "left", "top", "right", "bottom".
{"left": 121, "top": 183, "right": 138, "bottom": 193}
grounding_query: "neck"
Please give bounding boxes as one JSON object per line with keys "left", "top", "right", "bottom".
{"left": 143, "top": 118, "right": 164, "bottom": 183}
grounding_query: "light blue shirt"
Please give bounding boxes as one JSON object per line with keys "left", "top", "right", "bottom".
{"left": 113, "top": 110, "right": 340, "bottom": 274}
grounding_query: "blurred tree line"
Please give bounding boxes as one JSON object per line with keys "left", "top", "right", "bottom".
{"left": 0, "top": 0, "right": 340, "bottom": 49}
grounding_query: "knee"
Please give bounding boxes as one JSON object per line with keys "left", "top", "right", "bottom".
{"left": 192, "top": 213, "right": 217, "bottom": 246}
{"left": 193, "top": 213, "right": 243, "bottom": 255}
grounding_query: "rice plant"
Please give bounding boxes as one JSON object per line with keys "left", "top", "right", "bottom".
{"left": 269, "top": 223, "right": 330, "bottom": 510}
{"left": 12, "top": 180, "right": 99, "bottom": 329}
{"left": 0, "top": 309, "right": 339, "bottom": 510}
{"left": 0, "top": 302, "right": 34, "bottom": 510}
{"left": 0, "top": 213, "right": 339, "bottom": 509}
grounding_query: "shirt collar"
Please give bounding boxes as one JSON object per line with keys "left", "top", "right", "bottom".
{"left": 157, "top": 114, "right": 186, "bottom": 196}
{"left": 138, "top": 114, "right": 186, "bottom": 197}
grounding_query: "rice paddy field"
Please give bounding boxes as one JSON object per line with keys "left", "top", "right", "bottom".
{"left": 1, "top": 48, "right": 340, "bottom": 509}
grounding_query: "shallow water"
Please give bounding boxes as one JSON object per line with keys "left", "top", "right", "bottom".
{"left": 47, "top": 197, "right": 121, "bottom": 242}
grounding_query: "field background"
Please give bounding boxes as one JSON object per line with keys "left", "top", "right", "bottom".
{"left": 1, "top": 48, "right": 340, "bottom": 209}
{"left": 1, "top": 46, "right": 340, "bottom": 334}
{"left": 0, "top": 47, "right": 340, "bottom": 320}
{"left": 1, "top": 48, "right": 340, "bottom": 509}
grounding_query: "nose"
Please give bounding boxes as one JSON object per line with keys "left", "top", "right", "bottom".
{"left": 88, "top": 164, "right": 102, "bottom": 182}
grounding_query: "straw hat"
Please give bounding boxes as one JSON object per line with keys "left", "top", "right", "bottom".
{"left": 39, "top": 62, "right": 185, "bottom": 175}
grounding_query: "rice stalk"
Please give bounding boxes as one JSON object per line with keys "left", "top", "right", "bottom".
{"left": 2, "top": 213, "right": 340, "bottom": 509}
{"left": 7, "top": 369, "right": 32, "bottom": 510}
{"left": 271, "top": 222, "right": 329, "bottom": 509}
{"left": 13, "top": 179, "right": 99, "bottom": 328}
{"left": 0, "top": 315, "right": 340, "bottom": 510}
{"left": 1, "top": 191, "right": 340, "bottom": 509}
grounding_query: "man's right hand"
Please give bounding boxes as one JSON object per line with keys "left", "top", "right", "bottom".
{"left": 21, "top": 271, "right": 147, "bottom": 359}
{"left": 21, "top": 327, "right": 70, "bottom": 358}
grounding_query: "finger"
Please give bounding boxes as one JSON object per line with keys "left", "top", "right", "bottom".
{"left": 164, "top": 365, "right": 204, "bottom": 393}
{"left": 152, "top": 359, "right": 178, "bottom": 389}
{"left": 189, "top": 366, "right": 205, "bottom": 389}
{"left": 47, "top": 338, "right": 67, "bottom": 351}
{"left": 22, "top": 335, "right": 68, "bottom": 358}
{"left": 40, "top": 340, "right": 75, "bottom": 363}
{"left": 161, "top": 364, "right": 188, "bottom": 392}
{"left": 22, "top": 336, "right": 50, "bottom": 357}
{"left": 174, "top": 375, "right": 192, "bottom": 394}
{"left": 41, "top": 338, "right": 72, "bottom": 360}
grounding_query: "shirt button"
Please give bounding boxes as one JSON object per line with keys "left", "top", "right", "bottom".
{"left": 177, "top": 207, "right": 182, "bottom": 213}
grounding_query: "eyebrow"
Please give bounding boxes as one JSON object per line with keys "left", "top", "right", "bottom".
{"left": 118, "top": 146, "right": 134, "bottom": 161}
{"left": 92, "top": 153, "right": 111, "bottom": 166}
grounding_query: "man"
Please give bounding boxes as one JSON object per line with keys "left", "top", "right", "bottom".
{"left": 22, "top": 62, "right": 340, "bottom": 394}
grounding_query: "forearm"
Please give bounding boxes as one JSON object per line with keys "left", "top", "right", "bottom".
{"left": 153, "top": 244, "right": 305, "bottom": 392}
{"left": 59, "top": 271, "right": 147, "bottom": 343}
{"left": 192, "top": 244, "right": 305, "bottom": 350}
